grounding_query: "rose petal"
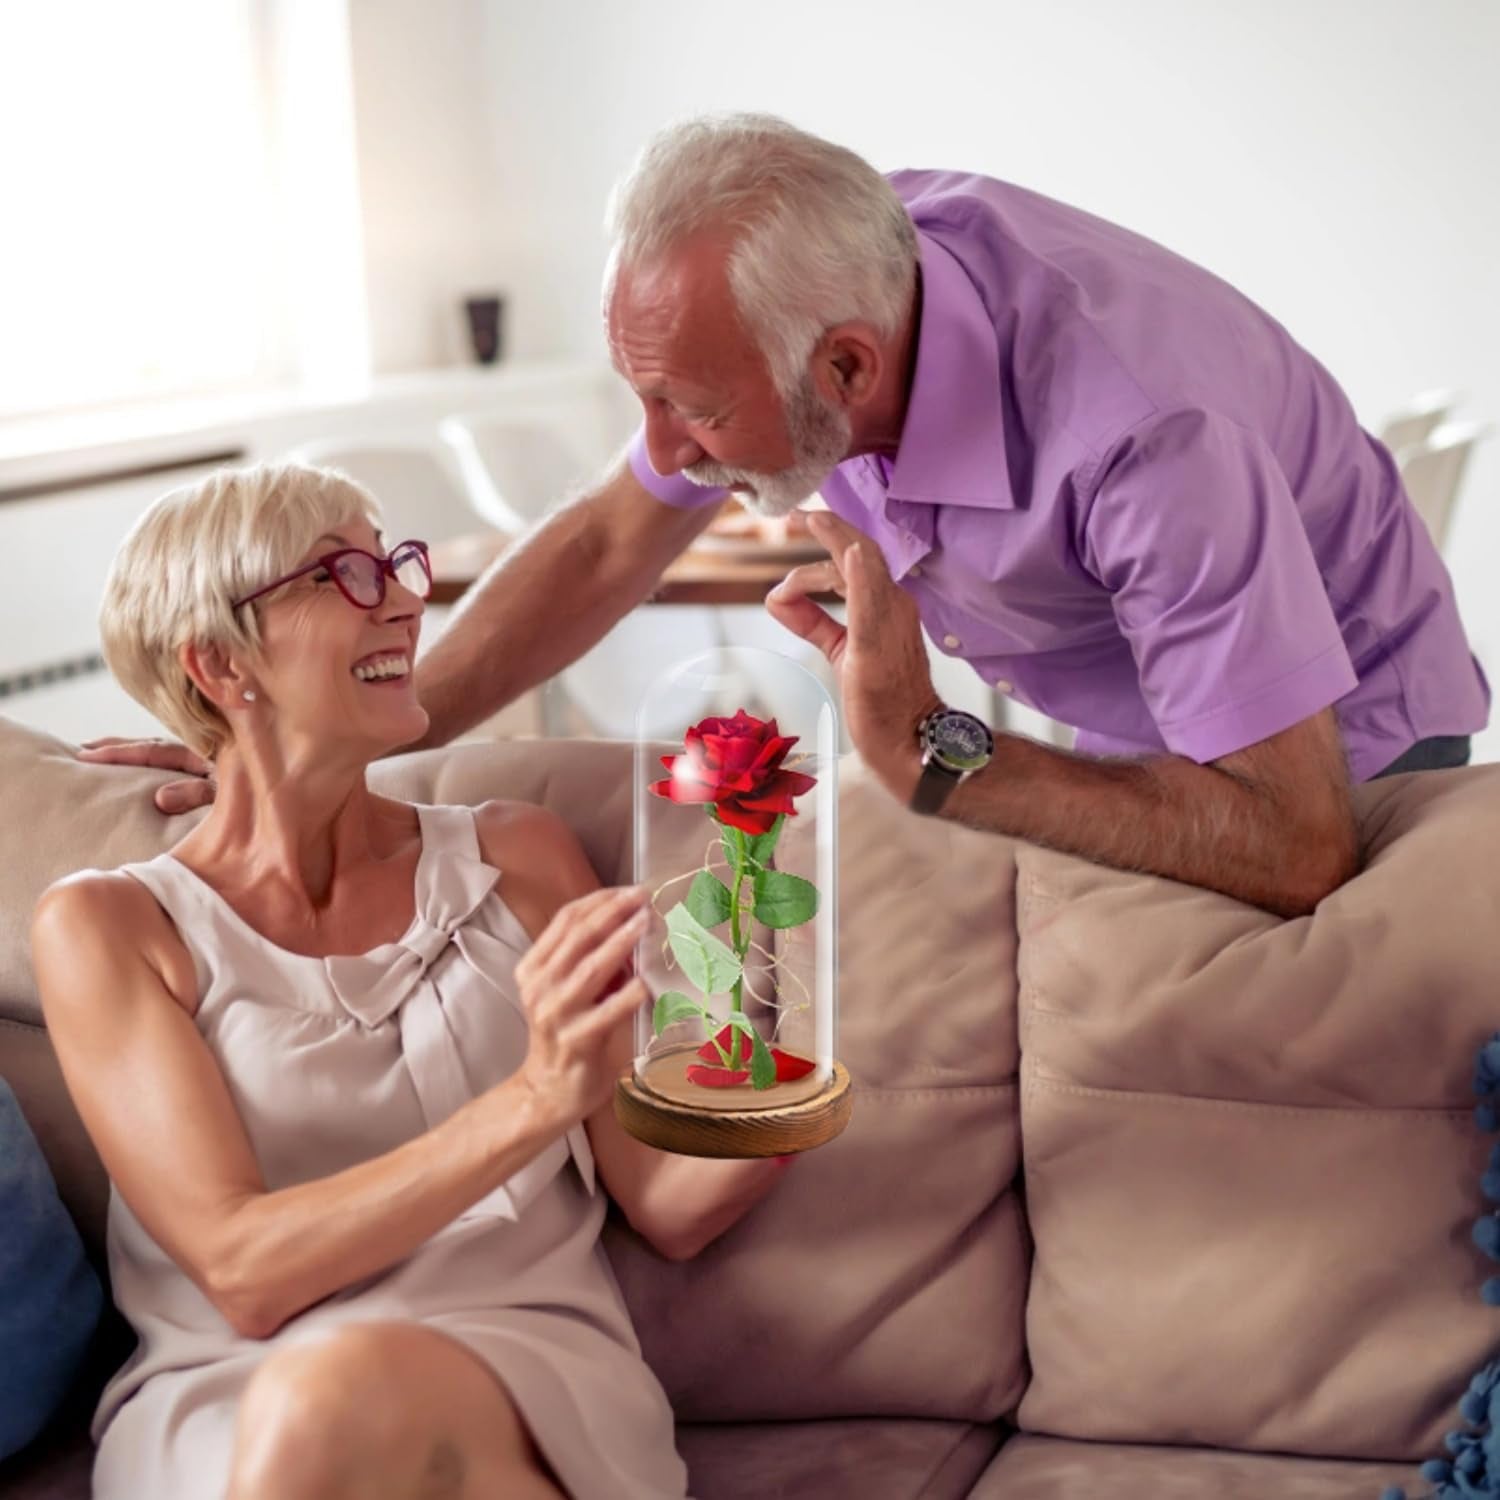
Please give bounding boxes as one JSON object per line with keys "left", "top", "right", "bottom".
{"left": 714, "top": 733, "right": 771, "bottom": 783}
{"left": 716, "top": 799, "right": 779, "bottom": 835}
{"left": 697, "top": 1025, "right": 752, "bottom": 1065}
{"left": 650, "top": 775, "right": 720, "bottom": 805}
{"left": 737, "top": 770, "right": 817, "bottom": 809}
{"left": 748, "top": 733, "right": 798, "bottom": 775}
{"left": 771, "top": 1048, "right": 816, "bottom": 1082}
{"left": 683, "top": 726, "right": 721, "bottom": 773}
{"left": 686, "top": 1064, "right": 751, "bottom": 1088}
{"left": 659, "top": 750, "right": 714, "bottom": 787}
{"left": 670, "top": 755, "right": 721, "bottom": 791}
{"left": 696, "top": 711, "right": 748, "bottom": 740}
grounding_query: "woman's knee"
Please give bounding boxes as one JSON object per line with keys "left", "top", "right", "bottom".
{"left": 228, "top": 1327, "right": 397, "bottom": 1498}
{"left": 228, "top": 1322, "right": 543, "bottom": 1500}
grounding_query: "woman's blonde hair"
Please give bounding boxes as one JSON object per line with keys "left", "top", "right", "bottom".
{"left": 99, "top": 462, "right": 382, "bottom": 758}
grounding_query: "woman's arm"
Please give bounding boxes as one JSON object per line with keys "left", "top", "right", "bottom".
{"left": 31, "top": 870, "right": 646, "bottom": 1338}
{"left": 484, "top": 803, "right": 794, "bottom": 1262}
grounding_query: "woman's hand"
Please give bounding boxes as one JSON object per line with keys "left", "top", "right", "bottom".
{"left": 76, "top": 736, "right": 217, "bottom": 814}
{"left": 512, "top": 884, "right": 651, "bottom": 1129}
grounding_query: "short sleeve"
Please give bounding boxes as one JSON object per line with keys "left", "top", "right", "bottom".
{"left": 1082, "top": 407, "right": 1357, "bottom": 763}
{"left": 626, "top": 427, "right": 728, "bottom": 510}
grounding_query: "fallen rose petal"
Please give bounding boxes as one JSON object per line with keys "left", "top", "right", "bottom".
{"left": 772, "top": 1049, "right": 816, "bottom": 1082}
{"left": 686, "top": 1064, "right": 751, "bottom": 1088}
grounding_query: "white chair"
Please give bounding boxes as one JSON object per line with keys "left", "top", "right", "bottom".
{"left": 438, "top": 412, "right": 589, "bottom": 533}
{"left": 284, "top": 438, "right": 479, "bottom": 546}
{"left": 1379, "top": 389, "right": 1462, "bottom": 456}
{"left": 438, "top": 411, "right": 723, "bottom": 740}
{"left": 1396, "top": 419, "right": 1492, "bottom": 552}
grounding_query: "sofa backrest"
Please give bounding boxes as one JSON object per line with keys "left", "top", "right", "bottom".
{"left": 0, "top": 716, "right": 1028, "bottom": 1425}
{"left": 1013, "top": 762, "right": 1500, "bottom": 1462}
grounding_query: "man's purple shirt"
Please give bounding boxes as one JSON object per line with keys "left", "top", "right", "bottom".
{"left": 627, "top": 169, "right": 1489, "bottom": 781}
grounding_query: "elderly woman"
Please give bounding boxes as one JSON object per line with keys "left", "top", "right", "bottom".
{"left": 31, "top": 463, "right": 789, "bottom": 1500}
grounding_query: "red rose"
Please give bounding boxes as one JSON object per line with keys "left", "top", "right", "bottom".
{"left": 649, "top": 708, "right": 817, "bottom": 835}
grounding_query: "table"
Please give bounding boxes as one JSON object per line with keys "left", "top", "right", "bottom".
{"left": 427, "top": 528, "right": 840, "bottom": 608}
{"left": 429, "top": 527, "right": 1018, "bottom": 735}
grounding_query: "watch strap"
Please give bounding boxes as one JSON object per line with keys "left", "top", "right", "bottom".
{"left": 911, "top": 755, "right": 963, "bottom": 816}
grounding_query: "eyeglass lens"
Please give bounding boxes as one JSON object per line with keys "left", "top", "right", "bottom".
{"left": 333, "top": 544, "right": 430, "bottom": 606}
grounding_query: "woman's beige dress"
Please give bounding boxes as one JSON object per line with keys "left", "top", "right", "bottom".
{"left": 91, "top": 802, "right": 689, "bottom": 1500}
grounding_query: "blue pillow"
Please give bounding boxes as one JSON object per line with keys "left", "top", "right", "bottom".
{"left": 1383, "top": 1035, "right": 1500, "bottom": 1500}
{"left": 0, "top": 1076, "right": 103, "bottom": 1460}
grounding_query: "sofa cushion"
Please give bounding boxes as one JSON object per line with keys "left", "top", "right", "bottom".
{"left": 0, "top": 715, "right": 1029, "bottom": 1427}
{"left": 678, "top": 1417, "right": 1003, "bottom": 1500}
{"left": 972, "top": 1434, "right": 1415, "bottom": 1498}
{"left": 1014, "top": 764, "right": 1500, "bottom": 1461}
{"left": 0, "top": 1420, "right": 93, "bottom": 1500}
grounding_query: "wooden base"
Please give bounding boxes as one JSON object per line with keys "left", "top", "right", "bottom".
{"left": 614, "top": 1063, "right": 853, "bottom": 1158}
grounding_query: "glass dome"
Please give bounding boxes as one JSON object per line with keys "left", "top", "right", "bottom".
{"left": 619, "top": 645, "right": 845, "bottom": 1154}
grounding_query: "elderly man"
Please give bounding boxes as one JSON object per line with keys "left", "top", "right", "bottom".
{"left": 93, "top": 114, "right": 1487, "bottom": 918}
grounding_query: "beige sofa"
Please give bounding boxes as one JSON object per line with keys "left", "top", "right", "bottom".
{"left": 2, "top": 711, "right": 1495, "bottom": 1498}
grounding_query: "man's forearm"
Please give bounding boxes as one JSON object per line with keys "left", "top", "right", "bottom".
{"left": 413, "top": 491, "right": 659, "bottom": 749}
{"left": 885, "top": 731, "right": 1358, "bottom": 918}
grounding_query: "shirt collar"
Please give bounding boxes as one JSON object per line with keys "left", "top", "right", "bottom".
{"left": 884, "top": 229, "right": 1016, "bottom": 510}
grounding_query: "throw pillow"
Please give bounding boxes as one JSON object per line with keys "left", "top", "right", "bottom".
{"left": 0, "top": 1076, "right": 103, "bottom": 1459}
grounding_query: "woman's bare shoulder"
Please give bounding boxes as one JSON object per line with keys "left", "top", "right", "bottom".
{"left": 34, "top": 867, "right": 159, "bottom": 933}
{"left": 470, "top": 798, "right": 579, "bottom": 860}
{"left": 32, "top": 870, "right": 196, "bottom": 1010}
{"left": 470, "top": 800, "right": 602, "bottom": 924}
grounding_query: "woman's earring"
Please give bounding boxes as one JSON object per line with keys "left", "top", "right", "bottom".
{"left": 242, "top": 690, "right": 257, "bottom": 702}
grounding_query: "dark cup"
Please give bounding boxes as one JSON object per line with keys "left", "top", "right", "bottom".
{"left": 463, "top": 294, "right": 505, "bottom": 365}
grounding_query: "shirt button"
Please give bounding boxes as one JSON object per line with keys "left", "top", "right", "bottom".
{"left": 993, "top": 679, "right": 1014, "bottom": 694}
{"left": 942, "top": 633, "right": 961, "bottom": 650}
{"left": 908, "top": 563, "right": 923, "bottom": 578}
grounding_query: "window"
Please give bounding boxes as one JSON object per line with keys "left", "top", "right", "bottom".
{"left": 0, "top": 1, "right": 367, "bottom": 419}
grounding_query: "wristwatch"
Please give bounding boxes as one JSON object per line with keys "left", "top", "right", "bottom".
{"left": 910, "top": 706, "right": 995, "bottom": 816}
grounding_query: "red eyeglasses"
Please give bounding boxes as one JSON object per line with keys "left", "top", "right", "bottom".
{"left": 232, "top": 540, "right": 432, "bottom": 611}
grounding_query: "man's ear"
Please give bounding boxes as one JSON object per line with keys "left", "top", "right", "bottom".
{"left": 813, "top": 322, "right": 884, "bottom": 412}
{"left": 180, "top": 640, "right": 253, "bottom": 712}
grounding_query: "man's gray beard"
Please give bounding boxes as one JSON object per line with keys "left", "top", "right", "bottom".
{"left": 685, "top": 375, "right": 852, "bottom": 517}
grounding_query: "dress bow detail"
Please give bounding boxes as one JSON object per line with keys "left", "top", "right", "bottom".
{"left": 322, "top": 854, "right": 501, "bottom": 1028}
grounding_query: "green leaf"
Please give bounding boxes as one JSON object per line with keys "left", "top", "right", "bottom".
{"left": 718, "top": 821, "right": 743, "bottom": 873}
{"left": 749, "top": 1028, "right": 778, "bottom": 1090}
{"left": 742, "top": 816, "right": 785, "bottom": 872}
{"left": 653, "top": 990, "right": 703, "bottom": 1035}
{"left": 723, "top": 1013, "right": 778, "bottom": 1091}
{"left": 684, "top": 870, "right": 733, "bottom": 929}
{"left": 752, "top": 870, "right": 819, "bottom": 929}
{"left": 720, "top": 814, "right": 786, "bottom": 877}
{"left": 665, "top": 904, "right": 743, "bottom": 997}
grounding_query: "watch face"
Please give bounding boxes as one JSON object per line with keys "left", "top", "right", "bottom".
{"left": 926, "top": 709, "right": 994, "bottom": 772}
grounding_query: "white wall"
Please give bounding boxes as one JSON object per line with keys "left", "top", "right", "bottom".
{"left": 346, "top": 0, "right": 513, "bottom": 371}
{"left": 451, "top": 0, "right": 1500, "bottom": 757}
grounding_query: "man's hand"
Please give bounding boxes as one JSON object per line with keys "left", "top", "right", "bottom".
{"left": 76, "top": 738, "right": 216, "bottom": 814}
{"left": 766, "top": 510, "right": 940, "bottom": 795}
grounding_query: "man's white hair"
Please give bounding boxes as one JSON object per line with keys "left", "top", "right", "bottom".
{"left": 604, "top": 114, "right": 918, "bottom": 395}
